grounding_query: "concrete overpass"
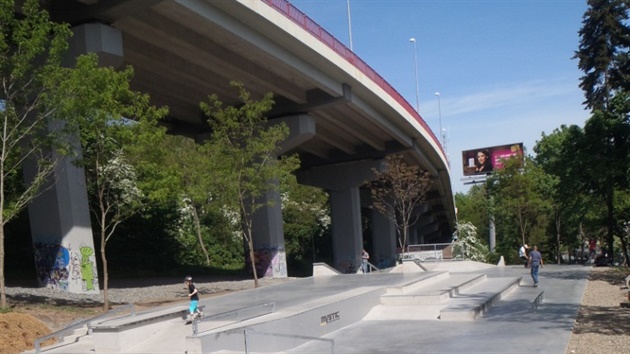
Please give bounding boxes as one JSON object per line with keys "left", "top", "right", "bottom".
{"left": 29, "top": 0, "right": 456, "bottom": 290}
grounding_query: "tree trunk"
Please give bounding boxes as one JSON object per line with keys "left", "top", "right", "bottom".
{"left": 247, "top": 232, "right": 259, "bottom": 288}
{"left": 0, "top": 225, "right": 6, "bottom": 309}
{"left": 191, "top": 205, "right": 210, "bottom": 266}
{"left": 101, "top": 227, "right": 109, "bottom": 312}
{"left": 556, "top": 212, "right": 561, "bottom": 265}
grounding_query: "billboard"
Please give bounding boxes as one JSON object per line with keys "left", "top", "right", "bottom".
{"left": 462, "top": 143, "right": 524, "bottom": 176}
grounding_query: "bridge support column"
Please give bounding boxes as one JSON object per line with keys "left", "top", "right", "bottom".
{"left": 248, "top": 115, "right": 315, "bottom": 278}
{"left": 251, "top": 186, "right": 287, "bottom": 278}
{"left": 371, "top": 211, "right": 396, "bottom": 268}
{"left": 298, "top": 160, "right": 383, "bottom": 273}
{"left": 24, "top": 23, "right": 122, "bottom": 293}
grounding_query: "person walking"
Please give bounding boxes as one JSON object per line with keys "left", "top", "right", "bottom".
{"left": 184, "top": 276, "right": 203, "bottom": 320}
{"left": 361, "top": 249, "right": 370, "bottom": 273}
{"left": 528, "top": 246, "right": 544, "bottom": 287}
{"left": 519, "top": 244, "right": 529, "bottom": 268}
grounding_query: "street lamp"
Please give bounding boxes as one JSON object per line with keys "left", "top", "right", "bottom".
{"left": 347, "top": 0, "right": 353, "bottom": 51}
{"left": 409, "top": 38, "right": 419, "bottom": 113}
{"left": 435, "top": 92, "right": 448, "bottom": 163}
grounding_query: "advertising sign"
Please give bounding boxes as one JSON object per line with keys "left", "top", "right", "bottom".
{"left": 461, "top": 143, "right": 524, "bottom": 176}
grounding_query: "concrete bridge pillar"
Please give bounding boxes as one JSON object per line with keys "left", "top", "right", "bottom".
{"left": 249, "top": 115, "right": 315, "bottom": 278}
{"left": 298, "top": 159, "right": 383, "bottom": 273}
{"left": 24, "top": 23, "right": 122, "bottom": 293}
{"left": 371, "top": 210, "right": 397, "bottom": 268}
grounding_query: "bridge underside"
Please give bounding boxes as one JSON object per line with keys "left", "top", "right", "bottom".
{"left": 23, "top": 0, "right": 457, "bottom": 285}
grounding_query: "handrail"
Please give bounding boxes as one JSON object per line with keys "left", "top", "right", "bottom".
{"left": 260, "top": 0, "right": 444, "bottom": 157}
{"left": 192, "top": 302, "right": 275, "bottom": 335}
{"left": 366, "top": 261, "right": 380, "bottom": 273}
{"left": 244, "top": 328, "right": 334, "bottom": 354}
{"left": 34, "top": 303, "right": 135, "bottom": 354}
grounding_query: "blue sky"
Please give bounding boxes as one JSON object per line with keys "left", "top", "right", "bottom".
{"left": 287, "top": 0, "right": 591, "bottom": 194}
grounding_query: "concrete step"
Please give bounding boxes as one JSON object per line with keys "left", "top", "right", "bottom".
{"left": 380, "top": 273, "right": 487, "bottom": 305}
{"left": 383, "top": 271, "right": 450, "bottom": 295}
{"left": 439, "top": 276, "right": 522, "bottom": 321}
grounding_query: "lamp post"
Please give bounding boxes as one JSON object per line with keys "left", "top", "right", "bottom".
{"left": 409, "top": 38, "right": 419, "bottom": 113}
{"left": 347, "top": 0, "right": 353, "bottom": 50}
{"left": 435, "top": 92, "right": 443, "bottom": 147}
{"left": 435, "top": 92, "right": 448, "bottom": 164}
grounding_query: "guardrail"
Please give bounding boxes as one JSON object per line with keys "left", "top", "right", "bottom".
{"left": 192, "top": 302, "right": 276, "bottom": 335}
{"left": 34, "top": 303, "right": 135, "bottom": 354}
{"left": 261, "top": 0, "right": 443, "bottom": 157}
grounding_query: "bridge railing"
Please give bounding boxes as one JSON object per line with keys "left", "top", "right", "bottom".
{"left": 261, "top": 0, "right": 444, "bottom": 157}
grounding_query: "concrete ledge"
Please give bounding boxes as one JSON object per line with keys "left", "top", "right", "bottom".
{"left": 439, "top": 277, "right": 521, "bottom": 321}
{"left": 186, "top": 287, "right": 384, "bottom": 353}
{"left": 91, "top": 305, "right": 204, "bottom": 352}
{"left": 381, "top": 273, "right": 487, "bottom": 305}
{"left": 313, "top": 262, "right": 341, "bottom": 276}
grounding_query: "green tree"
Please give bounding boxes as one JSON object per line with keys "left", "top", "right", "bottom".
{"left": 62, "top": 54, "right": 168, "bottom": 310}
{"left": 200, "top": 82, "right": 299, "bottom": 287}
{"left": 488, "top": 156, "right": 551, "bottom": 263}
{"left": 0, "top": 0, "right": 73, "bottom": 309}
{"left": 574, "top": 0, "right": 630, "bottom": 111}
{"left": 282, "top": 178, "right": 329, "bottom": 269}
{"left": 367, "top": 154, "right": 433, "bottom": 262}
{"left": 454, "top": 184, "right": 491, "bottom": 245}
{"left": 162, "top": 135, "right": 215, "bottom": 266}
{"left": 574, "top": 0, "right": 630, "bottom": 263}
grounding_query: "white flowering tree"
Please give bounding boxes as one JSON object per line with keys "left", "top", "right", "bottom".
{"left": 452, "top": 221, "right": 488, "bottom": 262}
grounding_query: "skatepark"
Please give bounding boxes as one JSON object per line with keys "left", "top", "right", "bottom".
{"left": 29, "top": 261, "right": 590, "bottom": 354}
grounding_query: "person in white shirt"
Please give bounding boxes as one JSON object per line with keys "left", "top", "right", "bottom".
{"left": 519, "top": 244, "right": 529, "bottom": 268}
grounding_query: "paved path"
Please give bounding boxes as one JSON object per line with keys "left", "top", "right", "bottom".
{"left": 288, "top": 263, "right": 590, "bottom": 354}
{"left": 31, "top": 262, "right": 590, "bottom": 354}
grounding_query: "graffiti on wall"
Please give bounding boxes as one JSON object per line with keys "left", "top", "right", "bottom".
{"left": 33, "top": 241, "right": 98, "bottom": 291}
{"left": 245, "top": 245, "right": 287, "bottom": 278}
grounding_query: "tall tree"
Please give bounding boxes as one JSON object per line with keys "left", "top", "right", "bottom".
{"left": 62, "top": 54, "right": 168, "bottom": 310}
{"left": 367, "top": 154, "right": 433, "bottom": 262}
{"left": 0, "top": 0, "right": 73, "bottom": 309}
{"left": 574, "top": 0, "right": 630, "bottom": 261}
{"left": 488, "top": 156, "right": 551, "bottom": 261}
{"left": 200, "top": 82, "right": 299, "bottom": 287}
{"left": 163, "top": 135, "right": 214, "bottom": 266}
{"left": 574, "top": 0, "right": 630, "bottom": 111}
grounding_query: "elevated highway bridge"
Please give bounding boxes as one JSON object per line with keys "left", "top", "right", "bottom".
{"left": 28, "top": 0, "right": 456, "bottom": 287}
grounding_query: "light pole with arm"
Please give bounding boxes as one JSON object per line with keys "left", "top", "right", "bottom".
{"left": 409, "top": 38, "right": 419, "bottom": 113}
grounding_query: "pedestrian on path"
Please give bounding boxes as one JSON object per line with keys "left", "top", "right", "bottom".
{"left": 528, "top": 246, "right": 543, "bottom": 287}
{"left": 361, "top": 249, "right": 370, "bottom": 273}
{"left": 519, "top": 244, "right": 529, "bottom": 268}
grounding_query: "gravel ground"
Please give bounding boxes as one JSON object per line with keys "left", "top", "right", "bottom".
{"left": 565, "top": 267, "right": 630, "bottom": 354}
{"left": 6, "top": 275, "right": 297, "bottom": 308}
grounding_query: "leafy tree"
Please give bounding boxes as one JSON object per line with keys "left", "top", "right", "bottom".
{"left": 162, "top": 135, "right": 215, "bottom": 265}
{"left": 575, "top": 0, "right": 630, "bottom": 111}
{"left": 367, "top": 154, "right": 433, "bottom": 261}
{"left": 62, "top": 55, "right": 168, "bottom": 310}
{"left": 488, "top": 156, "right": 551, "bottom": 262}
{"left": 454, "top": 184, "right": 491, "bottom": 245}
{"left": 0, "top": 0, "right": 73, "bottom": 309}
{"left": 282, "top": 178, "right": 329, "bottom": 267}
{"left": 200, "top": 82, "right": 300, "bottom": 287}
{"left": 453, "top": 221, "right": 488, "bottom": 262}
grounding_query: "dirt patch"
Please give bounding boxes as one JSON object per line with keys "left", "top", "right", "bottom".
{"left": 0, "top": 312, "right": 57, "bottom": 354}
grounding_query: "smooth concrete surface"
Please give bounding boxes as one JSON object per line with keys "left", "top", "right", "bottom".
{"left": 29, "top": 262, "right": 590, "bottom": 354}
{"left": 288, "top": 263, "right": 590, "bottom": 354}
